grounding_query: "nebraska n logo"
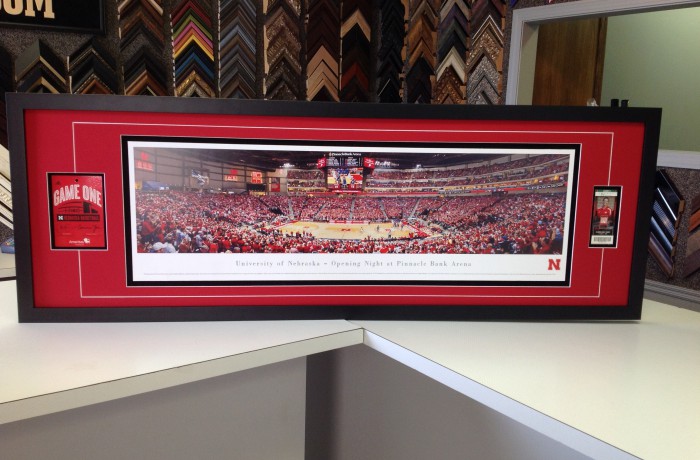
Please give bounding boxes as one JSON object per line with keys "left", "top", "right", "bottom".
{"left": 548, "top": 258, "right": 562, "bottom": 271}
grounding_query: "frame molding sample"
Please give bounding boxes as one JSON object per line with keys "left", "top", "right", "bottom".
{"left": 7, "top": 93, "right": 660, "bottom": 321}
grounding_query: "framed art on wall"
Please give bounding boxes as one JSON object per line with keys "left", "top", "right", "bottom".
{"left": 7, "top": 93, "right": 661, "bottom": 321}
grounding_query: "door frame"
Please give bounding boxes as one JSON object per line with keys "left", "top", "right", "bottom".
{"left": 505, "top": 0, "right": 700, "bottom": 164}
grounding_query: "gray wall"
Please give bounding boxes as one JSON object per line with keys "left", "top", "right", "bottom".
{"left": 0, "top": 357, "right": 307, "bottom": 460}
{"left": 1, "top": 346, "right": 596, "bottom": 460}
{"left": 306, "top": 345, "right": 592, "bottom": 460}
{"left": 602, "top": 7, "right": 700, "bottom": 152}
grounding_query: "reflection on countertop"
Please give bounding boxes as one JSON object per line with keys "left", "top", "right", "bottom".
{"left": 0, "top": 252, "right": 15, "bottom": 279}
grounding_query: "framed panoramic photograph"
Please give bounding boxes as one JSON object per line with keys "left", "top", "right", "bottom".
{"left": 7, "top": 93, "right": 661, "bottom": 321}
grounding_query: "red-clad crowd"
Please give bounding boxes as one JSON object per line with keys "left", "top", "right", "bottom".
{"left": 382, "top": 197, "right": 419, "bottom": 219}
{"left": 366, "top": 154, "right": 567, "bottom": 181}
{"left": 351, "top": 198, "right": 385, "bottom": 221}
{"left": 287, "top": 169, "right": 324, "bottom": 180}
{"left": 366, "top": 161, "right": 568, "bottom": 189}
{"left": 286, "top": 154, "right": 570, "bottom": 194}
{"left": 135, "top": 190, "right": 566, "bottom": 255}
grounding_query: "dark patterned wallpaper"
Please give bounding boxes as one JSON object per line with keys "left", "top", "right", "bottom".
{"left": 0, "top": 223, "right": 10, "bottom": 244}
{"left": 646, "top": 168, "right": 700, "bottom": 292}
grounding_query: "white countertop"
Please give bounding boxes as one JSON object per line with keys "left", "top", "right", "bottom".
{"left": 0, "top": 280, "right": 363, "bottom": 423}
{"left": 0, "top": 253, "right": 15, "bottom": 279}
{"left": 2, "top": 278, "right": 699, "bottom": 460}
{"left": 354, "top": 301, "right": 700, "bottom": 460}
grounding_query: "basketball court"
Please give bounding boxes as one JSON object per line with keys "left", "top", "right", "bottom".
{"left": 274, "top": 221, "right": 424, "bottom": 241}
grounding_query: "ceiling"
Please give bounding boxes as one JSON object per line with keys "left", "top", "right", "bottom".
{"left": 138, "top": 146, "right": 506, "bottom": 172}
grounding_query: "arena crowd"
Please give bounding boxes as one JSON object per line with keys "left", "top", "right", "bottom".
{"left": 135, "top": 190, "right": 566, "bottom": 255}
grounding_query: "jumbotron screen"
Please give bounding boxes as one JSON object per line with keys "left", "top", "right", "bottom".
{"left": 327, "top": 167, "right": 363, "bottom": 190}
{"left": 325, "top": 152, "right": 364, "bottom": 190}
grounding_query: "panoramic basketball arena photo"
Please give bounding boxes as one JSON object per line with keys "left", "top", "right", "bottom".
{"left": 124, "top": 138, "right": 576, "bottom": 284}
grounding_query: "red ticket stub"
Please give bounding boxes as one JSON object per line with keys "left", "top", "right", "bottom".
{"left": 48, "top": 173, "right": 107, "bottom": 250}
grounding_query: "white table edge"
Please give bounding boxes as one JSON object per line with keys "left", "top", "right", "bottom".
{"left": 358, "top": 328, "right": 639, "bottom": 460}
{"left": 0, "top": 327, "right": 364, "bottom": 424}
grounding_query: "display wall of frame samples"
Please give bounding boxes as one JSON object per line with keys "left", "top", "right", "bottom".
{"left": 649, "top": 170, "right": 684, "bottom": 276}
{"left": 682, "top": 194, "right": 700, "bottom": 278}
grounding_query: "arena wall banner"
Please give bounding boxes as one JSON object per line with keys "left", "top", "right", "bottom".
{"left": 7, "top": 93, "right": 661, "bottom": 322}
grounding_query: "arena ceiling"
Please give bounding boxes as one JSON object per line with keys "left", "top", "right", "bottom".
{"left": 142, "top": 146, "right": 506, "bottom": 172}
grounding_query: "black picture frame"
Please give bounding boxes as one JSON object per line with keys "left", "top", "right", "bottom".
{"left": 7, "top": 93, "right": 661, "bottom": 322}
